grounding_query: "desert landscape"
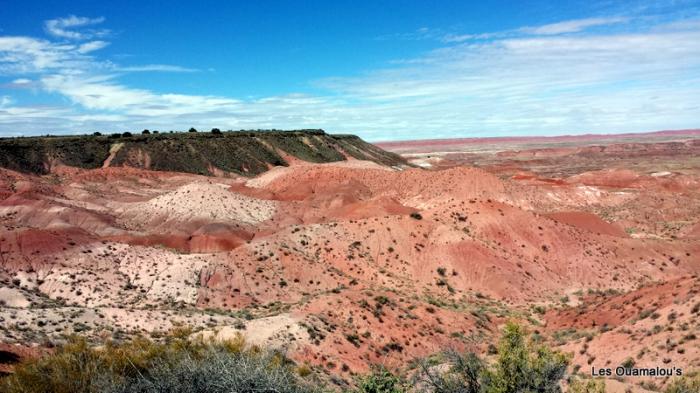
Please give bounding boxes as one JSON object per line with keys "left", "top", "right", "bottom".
{"left": 3, "top": 1, "right": 700, "bottom": 391}
{"left": 0, "top": 129, "right": 697, "bottom": 392}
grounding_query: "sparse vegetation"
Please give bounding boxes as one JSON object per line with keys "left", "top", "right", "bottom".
{"left": 357, "top": 322, "right": 572, "bottom": 393}
{"left": 0, "top": 330, "right": 316, "bottom": 393}
{"left": 486, "top": 322, "right": 569, "bottom": 393}
{"left": 664, "top": 374, "right": 700, "bottom": 393}
{"left": 0, "top": 321, "right": 577, "bottom": 393}
{"left": 568, "top": 378, "right": 606, "bottom": 393}
{"left": 355, "top": 366, "right": 406, "bottom": 393}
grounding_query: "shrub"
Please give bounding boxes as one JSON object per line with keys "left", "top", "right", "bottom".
{"left": 568, "top": 378, "right": 606, "bottom": 393}
{"left": 211, "top": 128, "right": 222, "bottom": 134}
{"left": 620, "top": 357, "right": 635, "bottom": 369}
{"left": 121, "top": 132, "right": 133, "bottom": 138}
{"left": 410, "top": 212, "right": 423, "bottom": 220}
{"left": 414, "top": 322, "right": 569, "bottom": 393}
{"left": 111, "top": 348, "right": 309, "bottom": 393}
{"left": 488, "top": 322, "right": 569, "bottom": 393}
{"left": 92, "top": 132, "right": 102, "bottom": 136}
{"left": 188, "top": 127, "right": 197, "bottom": 133}
{"left": 356, "top": 365, "right": 406, "bottom": 393}
{"left": 0, "top": 332, "right": 316, "bottom": 393}
{"left": 664, "top": 374, "right": 700, "bottom": 393}
{"left": 418, "top": 350, "right": 484, "bottom": 393}
{"left": 141, "top": 129, "right": 150, "bottom": 135}
{"left": 345, "top": 334, "right": 361, "bottom": 348}
{"left": 533, "top": 305, "right": 546, "bottom": 315}
{"left": 691, "top": 302, "right": 699, "bottom": 314}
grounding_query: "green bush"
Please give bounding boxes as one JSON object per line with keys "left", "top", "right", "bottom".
{"left": 356, "top": 366, "right": 407, "bottom": 393}
{"left": 487, "top": 322, "right": 569, "bottom": 393}
{"left": 413, "top": 322, "right": 569, "bottom": 393}
{"left": 568, "top": 378, "right": 605, "bottom": 393}
{"left": 0, "top": 331, "right": 316, "bottom": 393}
{"left": 665, "top": 374, "right": 700, "bottom": 393}
{"left": 418, "top": 351, "right": 484, "bottom": 393}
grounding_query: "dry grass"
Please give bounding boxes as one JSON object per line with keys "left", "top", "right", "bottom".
{"left": 0, "top": 328, "right": 316, "bottom": 393}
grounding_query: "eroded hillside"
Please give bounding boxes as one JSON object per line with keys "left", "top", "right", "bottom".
{"left": 0, "top": 137, "right": 698, "bottom": 391}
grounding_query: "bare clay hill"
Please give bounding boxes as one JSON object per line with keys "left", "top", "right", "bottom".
{"left": 0, "top": 130, "right": 698, "bottom": 391}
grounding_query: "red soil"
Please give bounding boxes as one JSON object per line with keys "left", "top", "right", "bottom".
{"left": 0, "top": 136, "right": 699, "bottom": 386}
{"left": 0, "top": 343, "right": 46, "bottom": 375}
{"left": 545, "top": 212, "right": 628, "bottom": 237}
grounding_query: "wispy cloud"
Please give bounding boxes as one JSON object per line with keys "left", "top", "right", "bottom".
{"left": 441, "top": 32, "right": 500, "bottom": 43}
{"left": 0, "top": 13, "right": 699, "bottom": 140}
{"left": 441, "top": 16, "right": 629, "bottom": 43}
{"left": 319, "top": 19, "right": 700, "bottom": 138}
{"left": 521, "top": 17, "right": 628, "bottom": 35}
{"left": 77, "top": 40, "right": 109, "bottom": 54}
{"left": 116, "top": 64, "right": 199, "bottom": 73}
{"left": 44, "top": 15, "right": 108, "bottom": 40}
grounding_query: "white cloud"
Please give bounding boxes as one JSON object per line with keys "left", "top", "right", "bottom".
{"left": 314, "top": 21, "right": 700, "bottom": 139}
{"left": 40, "top": 73, "right": 245, "bottom": 118}
{"left": 441, "top": 32, "right": 502, "bottom": 43}
{"left": 440, "top": 17, "right": 629, "bottom": 44}
{"left": 0, "top": 14, "right": 699, "bottom": 140}
{"left": 0, "top": 34, "right": 184, "bottom": 76}
{"left": 77, "top": 40, "right": 109, "bottom": 53}
{"left": 521, "top": 17, "right": 628, "bottom": 35}
{"left": 44, "top": 15, "right": 108, "bottom": 40}
{"left": 0, "top": 36, "right": 84, "bottom": 73}
{"left": 116, "top": 64, "right": 198, "bottom": 73}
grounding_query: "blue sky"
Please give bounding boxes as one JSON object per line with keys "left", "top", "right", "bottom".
{"left": 1, "top": 0, "right": 699, "bottom": 141}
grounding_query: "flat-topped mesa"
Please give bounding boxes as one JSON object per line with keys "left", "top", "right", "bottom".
{"left": 0, "top": 129, "right": 407, "bottom": 176}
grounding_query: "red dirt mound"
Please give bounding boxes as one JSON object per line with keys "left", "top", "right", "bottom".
{"left": 254, "top": 165, "right": 506, "bottom": 206}
{"left": 567, "top": 169, "right": 642, "bottom": 188}
{"left": 108, "top": 224, "right": 252, "bottom": 253}
{"left": 0, "top": 227, "right": 96, "bottom": 269}
{"left": 544, "top": 276, "right": 698, "bottom": 331}
{"left": 545, "top": 211, "right": 628, "bottom": 237}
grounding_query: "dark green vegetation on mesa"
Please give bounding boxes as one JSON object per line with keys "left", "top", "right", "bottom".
{"left": 0, "top": 129, "right": 407, "bottom": 176}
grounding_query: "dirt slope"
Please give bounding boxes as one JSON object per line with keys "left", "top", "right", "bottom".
{"left": 0, "top": 136, "right": 698, "bottom": 389}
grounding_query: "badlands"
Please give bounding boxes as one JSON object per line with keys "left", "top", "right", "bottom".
{"left": 0, "top": 129, "right": 698, "bottom": 391}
